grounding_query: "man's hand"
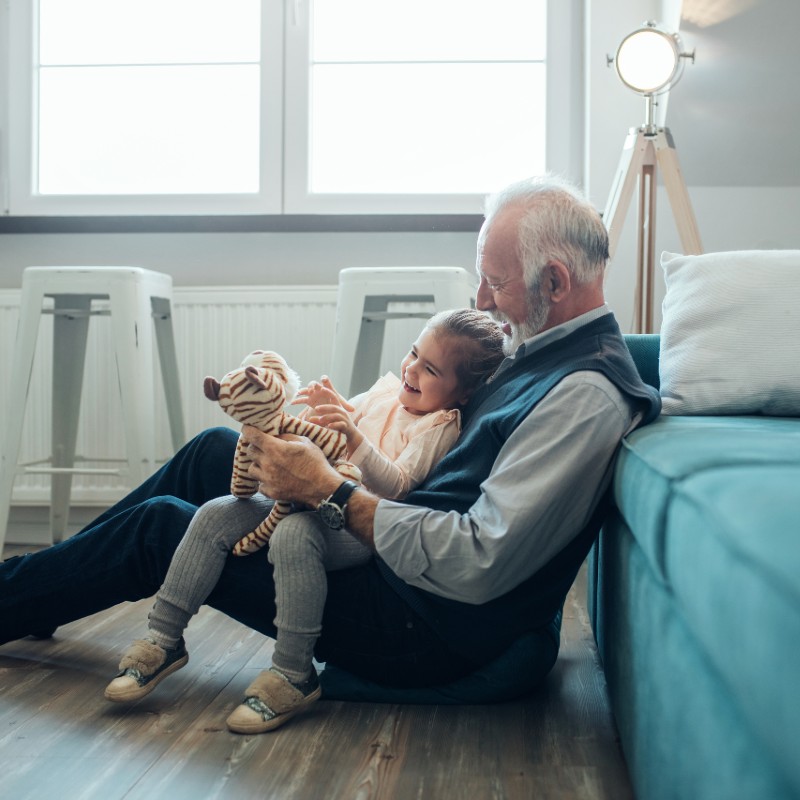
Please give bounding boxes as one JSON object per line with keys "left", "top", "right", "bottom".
{"left": 242, "top": 425, "right": 341, "bottom": 507}
{"left": 241, "top": 424, "right": 380, "bottom": 549}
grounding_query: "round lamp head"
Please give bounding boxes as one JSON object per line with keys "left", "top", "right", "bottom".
{"left": 615, "top": 25, "right": 682, "bottom": 95}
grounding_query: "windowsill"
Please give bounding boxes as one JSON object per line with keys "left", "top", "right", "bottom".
{"left": 0, "top": 214, "right": 484, "bottom": 235}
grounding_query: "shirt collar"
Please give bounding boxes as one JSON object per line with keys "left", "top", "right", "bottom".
{"left": 492, "top": 304, "right": 612, "bottom": 378}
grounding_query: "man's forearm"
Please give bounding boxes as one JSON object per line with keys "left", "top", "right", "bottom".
{"left": 344, "top": 488, "right": 379, "bottom": 550}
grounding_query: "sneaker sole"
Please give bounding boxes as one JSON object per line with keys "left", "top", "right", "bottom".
{"left": 104, "top": 653, "right": 189, "bottom": 703}
{"left": 226, "top": 686, "right": 322, "bottom": 734}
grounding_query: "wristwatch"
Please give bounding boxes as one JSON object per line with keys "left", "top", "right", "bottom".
{"left": 317, "top": 480, "right": 359, "bottom": 530}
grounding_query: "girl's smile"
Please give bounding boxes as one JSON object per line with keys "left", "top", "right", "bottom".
{"left": 397, "top": 328, "right": 470, "bottom": 415}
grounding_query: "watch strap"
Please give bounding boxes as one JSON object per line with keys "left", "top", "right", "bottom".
{"left": 327, "top": 479, "right": 359, "bottom": 509}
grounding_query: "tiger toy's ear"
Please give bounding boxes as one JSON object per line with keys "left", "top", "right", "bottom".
{"left": 243, "top": 364, "right": 268, "bottom": 390}
{"left": 203, "top": 376, "right": 221, "bottom": 401}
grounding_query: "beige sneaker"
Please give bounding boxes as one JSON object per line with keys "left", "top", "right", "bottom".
{"left": 104, "top": 638, "right": 188, "bottom": 703}
{"left": 226, "top": 667, "right": 321, "bottom": 734}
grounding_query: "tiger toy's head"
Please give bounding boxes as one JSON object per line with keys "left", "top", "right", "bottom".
{"left": 203, "top": 350, "right": 301, "bottom": 429}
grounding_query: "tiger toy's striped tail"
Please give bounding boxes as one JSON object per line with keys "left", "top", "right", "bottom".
{"left": 203, "top": 350, "right": 362, "bottom": 556}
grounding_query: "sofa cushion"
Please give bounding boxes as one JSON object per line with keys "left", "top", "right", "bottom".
{"left": 664, "top": 465, "right": 800, "bottom": 791}
{"left": 613, "top": 414, "right": 800, "bottom": 583}
{"left": 659, "top": 250, "right": 800, "bottom": 416}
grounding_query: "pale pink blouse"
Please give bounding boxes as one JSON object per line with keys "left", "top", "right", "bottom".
{"left": 347, "top": 372, "right": 461, "bottom": 501}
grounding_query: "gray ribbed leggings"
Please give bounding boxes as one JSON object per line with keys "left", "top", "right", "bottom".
{"left": 147, "top": 495, "right": 372, "bottom": 682}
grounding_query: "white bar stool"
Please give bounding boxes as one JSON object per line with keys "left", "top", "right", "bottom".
{"left": 0, "top": 267, "right": 186, "bottom": 552}
{"left": 330, "top": 266, "right": 476, "bottom": 397}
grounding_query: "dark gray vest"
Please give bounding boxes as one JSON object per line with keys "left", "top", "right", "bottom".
{"left": 377, "top": 313, "right": 661, "bottom": 664}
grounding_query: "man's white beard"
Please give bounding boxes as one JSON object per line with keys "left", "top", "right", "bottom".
{"left": 492, "top": 293, "right": 551, "bottom": 355}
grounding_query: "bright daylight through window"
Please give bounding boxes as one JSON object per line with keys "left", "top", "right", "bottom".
{"left": 37, "top": 0, "right": 261, "bottom": 197}
{"left": 308, "top": 0, "right": 545, "bottom": 195}
{"left": 5, "top": 0, "right": 556, "bottom": 216}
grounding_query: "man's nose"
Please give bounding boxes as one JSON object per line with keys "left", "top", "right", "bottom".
{"left": 475, "top": 278, "right": 493, "bottom": 311}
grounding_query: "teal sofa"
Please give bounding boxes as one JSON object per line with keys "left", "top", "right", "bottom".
{"left": 589, "top": 334, "right": 800, "bottom": 800}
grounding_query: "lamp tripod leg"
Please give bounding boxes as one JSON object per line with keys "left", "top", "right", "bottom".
{"left": 603, "top": 127, "right": 702, "bottom": 333}
{"left": 635, "top": 163, "right": 657, "bottom": 333}
{"left": 654, "top": 131, "right": 703, "bottom": 256}
{"left": 603, "top": 128, "right": 645, "bottom": 260}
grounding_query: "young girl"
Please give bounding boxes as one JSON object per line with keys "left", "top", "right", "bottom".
{"left": 103, "top": 308, "right": 505, "bottom": 733}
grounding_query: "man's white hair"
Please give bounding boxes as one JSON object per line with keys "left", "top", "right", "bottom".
{"left": 483, "top": 175, "right": 609, "bottom": 289}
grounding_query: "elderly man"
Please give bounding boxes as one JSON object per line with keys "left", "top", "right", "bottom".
{"left": 0, "top": 176, "right": 660, "bottom": 729}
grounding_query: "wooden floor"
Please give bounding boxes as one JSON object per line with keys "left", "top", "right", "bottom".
{"left": 0, "top": 544, "right": 633, "bottom": 800}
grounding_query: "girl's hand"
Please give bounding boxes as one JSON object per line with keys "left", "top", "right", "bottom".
{"left": 307, "top": 403, "right": 364, "bottom": 456}
{"left": 293, "top": 375, "right": 354, "bottom": 411}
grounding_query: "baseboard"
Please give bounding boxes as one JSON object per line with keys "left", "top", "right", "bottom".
{"left": 5, "top": 506, "right": 108, "bottom": 546}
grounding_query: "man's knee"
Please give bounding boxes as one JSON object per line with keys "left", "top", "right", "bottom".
{"left": 172, "top": 427, "right": 239, "bottom": 503}
{"left": 138, "top": 496, "right": 196, "bottom": 550}
{"left": 191, "top": 426, "right": 239, "bottom": 465}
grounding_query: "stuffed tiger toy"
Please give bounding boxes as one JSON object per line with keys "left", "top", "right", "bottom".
{"left": 203, "top": 350, "right": 361, "bottom": 555}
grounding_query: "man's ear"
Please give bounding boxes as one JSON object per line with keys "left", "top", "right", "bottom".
{"left": 545, "top": 260, "right": 571, "bottom": 302}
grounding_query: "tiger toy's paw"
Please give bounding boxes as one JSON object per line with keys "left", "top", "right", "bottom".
{"left": 334, "top": 461, "right": 362, "bottom": 485}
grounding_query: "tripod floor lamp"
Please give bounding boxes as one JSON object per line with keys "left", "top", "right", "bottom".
{"left": 604, "top": 22, "right": 703, "bottom": 333}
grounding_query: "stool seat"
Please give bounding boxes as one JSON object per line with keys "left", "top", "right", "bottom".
{"left": 330, "top": 267, "right": 476, "bottom": 397}
{"left": 0, "top": 267, "right": 186, "bottom": 552}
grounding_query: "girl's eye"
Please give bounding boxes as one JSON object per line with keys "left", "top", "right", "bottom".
{"left": 426, "top": 366, "right": 437, "bottom": 375}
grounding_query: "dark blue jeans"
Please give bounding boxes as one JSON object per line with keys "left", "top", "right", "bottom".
{"left": 0, "top": 427, "right": 463, "bottom": 688}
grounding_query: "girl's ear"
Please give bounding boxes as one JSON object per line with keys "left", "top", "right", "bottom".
{"left": 457, "top": 384, "right": 474, "bottom": 407}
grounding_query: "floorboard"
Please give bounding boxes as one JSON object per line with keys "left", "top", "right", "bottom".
{"left": 1, "top": 542, "right": 633, "bottom": 799}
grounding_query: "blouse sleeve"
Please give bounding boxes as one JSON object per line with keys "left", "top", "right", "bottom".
{"left": 349, "top": 415, "right": 461, "bottom": 500}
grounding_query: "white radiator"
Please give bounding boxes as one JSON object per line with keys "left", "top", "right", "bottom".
{"left": 0, "top": 286, "right": 341, "bottom": 504}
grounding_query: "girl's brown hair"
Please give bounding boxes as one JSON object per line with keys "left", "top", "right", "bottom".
{"left": 425, "top": 308, "right": 505, "bottom": 397}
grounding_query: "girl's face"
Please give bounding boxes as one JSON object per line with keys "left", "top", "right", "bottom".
{"left": 398, "top": 328, "right": 470, "bottom": 416}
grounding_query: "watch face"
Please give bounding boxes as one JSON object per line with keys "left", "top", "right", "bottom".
{"left": 318, "top": 501, "right": 345, "bottom": 530}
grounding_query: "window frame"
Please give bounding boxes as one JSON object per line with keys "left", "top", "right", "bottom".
{"left": 1, "top": 0, "right": 583, "bottom": 219}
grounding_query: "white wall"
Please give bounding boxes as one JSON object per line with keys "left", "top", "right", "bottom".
{"left": 2, "top": 0, "right": 799, "bottom": 332}
{"left": 0, "top": 230, "right": 478, "bottom": 290}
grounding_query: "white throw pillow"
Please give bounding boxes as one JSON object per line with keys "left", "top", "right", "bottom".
{"left": 659, "top": 250, "right": 800, "bottom": 416}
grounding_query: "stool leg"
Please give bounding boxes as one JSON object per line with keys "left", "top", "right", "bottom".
{"left": 330, "top": 290, "right": 367, "bottom": 398}
{"left": 352, "top": 297, "right": 390, "bottom": 396}
{"left": 50, "top": 296, "right": 92, "bottom": 543}
{"left": 152, "top": 296, "right": 186, "bottom": 451}
{"left": 0, "top": 289, "right": 46, "bottom": 555}
{"left": 109, "top": 284, "right": 157, "bottom": 490}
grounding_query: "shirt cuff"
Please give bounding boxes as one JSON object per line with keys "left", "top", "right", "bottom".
{"left": 349, "top": 438, "right": 370, "bottom": 467}
{"left": 373, "top": 499, "right": 431, "bottom": 581}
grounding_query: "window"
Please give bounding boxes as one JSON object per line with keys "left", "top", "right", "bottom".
{"left": 3, "top": 0, "right": 581, "bottom": 217}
